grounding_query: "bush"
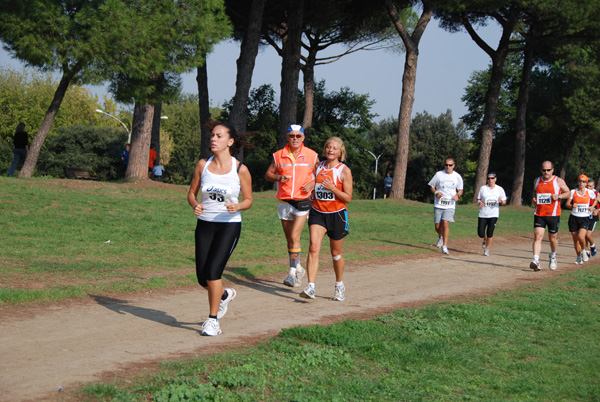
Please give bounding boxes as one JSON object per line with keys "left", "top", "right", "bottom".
{"left": 37, "top": 125, "right": 128, "bottom": 180}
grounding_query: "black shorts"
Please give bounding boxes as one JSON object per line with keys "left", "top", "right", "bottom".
{"left": 194, "top": 219, "right": 241, "bottom": 287}
{"left": 309, "top": 208, "right": 349, "bottom": 240}
{"left": 384, "top": 187, "right": 391, "bottom": 196}
{"left": 568, "top": 215, "right": 591, "bottom": 232}
{"left": 478, "top": 217, "right": 498, "bottom": 238}
{"left": 534, "top": 215, "right": 560, "bottom": 234}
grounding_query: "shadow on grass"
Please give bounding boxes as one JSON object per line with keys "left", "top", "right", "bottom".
{"left": 90, "top": 295, "right": 200, "bottom": 332}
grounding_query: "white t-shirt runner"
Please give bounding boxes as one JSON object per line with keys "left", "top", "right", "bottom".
{"left": 477, "top": 185, "right": 507, "bottom": 218}
{"left": 428, "top": 170, "right": 464, "bottom": 210}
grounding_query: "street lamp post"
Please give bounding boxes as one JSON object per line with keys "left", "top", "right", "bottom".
{"left": 95, "top": 109, "right": 168, "bottom": 144}
{"left": 366, "top": 150, "right": 383, "bottom": 200}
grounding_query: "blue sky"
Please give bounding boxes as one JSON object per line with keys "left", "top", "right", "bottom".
{"left": 0, "top": 19, "right": 500, "bottom": 124}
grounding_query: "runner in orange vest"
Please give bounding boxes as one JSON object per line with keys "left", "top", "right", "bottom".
{"left": 530, "top": 161, "right": 570, "bottom": 271}
{"left": 265, "top": 125, "right": 319, "bottom": 288}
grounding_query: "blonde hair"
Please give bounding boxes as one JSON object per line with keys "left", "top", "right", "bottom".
{"left": 323, "top": 136, "right": 346, "bottom": 162}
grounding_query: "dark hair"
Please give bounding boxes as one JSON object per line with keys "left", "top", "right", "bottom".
{"left": 216, "top": 122, "right": 238, "bottom": 141}
{"left": 213, "top": 122, "right": 242, "bottom": 156}
{"left": 16, "top": 123, "right": 26, "bottom": 133}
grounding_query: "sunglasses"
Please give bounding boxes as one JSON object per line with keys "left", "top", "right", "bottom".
{"left": 288, "top": 134, "right": 303, "bottom": 139}
{"left": 541, "top": 169, "right": 553, "bottom": 172}
{"left": 487, "top": 177, "right": 496, "bottom": 180}
{"left": 579, "top": 180, "right": 588, "bottom": 183}
{"left": 444, "top": 164, "right": 454, "bottom": 167}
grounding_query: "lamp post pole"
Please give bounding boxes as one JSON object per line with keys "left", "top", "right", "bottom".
{"left": 366, "top": 150, "right": 383, "bottom": 200}
{"left": 95, "top": 109, "right": 168, "bottom": 144}
{"left": 95, "top": 109, "right": 131, "bottom": 142}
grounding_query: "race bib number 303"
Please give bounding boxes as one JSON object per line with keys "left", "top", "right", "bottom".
{"left": 536, "top": 193, "right": 552, "bottom": 205}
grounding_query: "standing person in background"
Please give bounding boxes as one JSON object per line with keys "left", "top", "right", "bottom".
{"left": 585, "top": 179, "right": 598, "bottom": 257}
{"left": 152, "top": 161, "right": 165, "bottom": 182}
{"left": 187, "top": 123, "right": 253, "bottom": 336}
{"left": 530, "top": 161, "right": 570, "bottom": 271}
{"left": 120, "top": 144, "right": 130, "bottom": 178}
{"left": 265, "top": 124, "right": 319, "bottom": 288}
{"left": 7, "top": 123, "right": 28, "bottom": 177}
{"left": 383, "top": 173, "right": 393, "bottom": 199}
{"left": 565, "top": 175, "right": 597, "bottom": 265}
{"left": 300, "top": 137, "right": 353, "bottom": 302}
{"left": 148, "top": 143, "right": 157, "bottom": 178}
{"left": 476, "top": 172, "right": 507, "bottom": 256}
{"left": 428, "top": 158, "right": 464, "bottom": 255}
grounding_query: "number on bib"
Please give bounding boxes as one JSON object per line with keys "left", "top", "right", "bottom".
{"left": 439, "top": 197, "right": 452, "bottom": 206}
{"left": 537, "top": 193, "right": 552, "bottom": 205}
{"left": 485, "top": 197, "right": 498, "bottom": 207}
{"left": 209, "top": 192, "right": 225, "bottom": 202}
{"left": 575, "top": 204, "right": 589, "bottom": 214}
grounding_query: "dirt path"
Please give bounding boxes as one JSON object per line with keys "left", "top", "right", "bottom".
{"left": 0, "top": 235, "right": 583, "bottom": 402}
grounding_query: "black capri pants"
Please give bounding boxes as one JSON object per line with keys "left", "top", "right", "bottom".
{"left": 478, "top": 217, "right": 498, "bottom": 239}
{"left": 195, "top": 219, "right": 241, "bottom": 287}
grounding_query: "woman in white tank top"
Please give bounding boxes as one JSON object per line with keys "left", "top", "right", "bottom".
{"left": 187, "top": 123, "right": 253, "bottom": 336}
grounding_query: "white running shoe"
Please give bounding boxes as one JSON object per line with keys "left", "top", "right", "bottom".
{"left": 201, "top": 318, "right": 221, "bottom": 336}
{"left": 436, "top": 237, "right": 444, "bottom": 248}
{"left": 217, "top": 288, "right": 236, "bottom": 320}
{"left": 283, "top": 272, "right": 295, "bottom": 287}
{"left": 549, "top": 257, "right": 558, "bottom": 271}
{"left": 294, "top": 265, "right": 306, "bottom": 287}
{"left": 574, "top": 256, "right": 583, "bottom": 265}
{"left": 442, "top": 245, "right": 449, "bottom": 255}
{"left": 333, "top": 283, "right": 345, "bottom": 301}
{"left": 300, "top": 285, "right": 315, "bottom": 300}
{"left": 582, "top": 250, "right": 589, "bottom": 262}
{"left": 482, "top": 240, "right": 487, "bottom": 250}
{"left": 483, "top": 248, "right": 490, "bottom": 257}
{"left": 530, "top": 260, "right": 541, "bottom": 271}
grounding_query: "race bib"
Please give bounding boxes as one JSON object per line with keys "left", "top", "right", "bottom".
{"left": 536, "top": 193, "right": 552, "bottom": 205}
{"left": 485, "top": 197, "right": 498, "bottom": 207}
{"left": 203, "top": 184, "right": 232, "bottom": 203}
{"left": 574, "top": 203, "right": 589, "bottom": 215}
{"left": 315, "top": 184, "right": 335, "bottom": 201}
{"left": 439, "top": 197, "right": 452, "bottom": 206}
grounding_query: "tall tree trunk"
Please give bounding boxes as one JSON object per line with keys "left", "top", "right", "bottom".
{"left": 126, "top": 102, "right": 155, "bottom": 180}
{"left": 229, "top": 0, "right": 267, "bottom": 161}
{"left": 472, "top": 49, "right": 508, "bottom": 201}
{"left": 559, "top": 128, "right": 579, "bottom": 180}
{"left": 301, "top": 45, "right": 317, "bottom": 133}
{"left": 385, "top": 0, "right": 433, "bottom": 199}
{"left": 278, "top": 0, "right": 304, "bottom": 148}
{"left": 19, "top": 68, "right": 78, "bottom": 178}
{"left": 151, "top": 102, "right": 162, "bottom": 163}
{"left": 510, "top": 42, "right": 534, "bottom": 206}
{"left": 197, "top": 62, "right": 211, "bottom": 159}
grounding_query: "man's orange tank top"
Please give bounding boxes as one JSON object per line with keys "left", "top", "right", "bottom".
{"left": 534, "top": 175, "right": 561, "bottom": 217}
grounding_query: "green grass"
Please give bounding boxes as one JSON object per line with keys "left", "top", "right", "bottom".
{"left": 80, "top": 265, "right": 600, "bottom": 401}
{"left": 0, "top": 177, "right": 533, "bottom": 304}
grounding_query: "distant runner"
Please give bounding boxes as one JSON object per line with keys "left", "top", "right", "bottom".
{"left": 476, "top": 172, "right": 507, "bottom": 256}
{"left": 565, "top": 175, "right": 597, "bottom": 265}
{"left": 585, "top": 179, "right": 598, "bottom": 258}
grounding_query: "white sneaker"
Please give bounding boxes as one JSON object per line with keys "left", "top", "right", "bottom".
{"left": 575, "top": 256, "right": 583, "bottom": 265}
{"left": 529, "top": 260, "right": 541, "bottom": 271}
{"left": 549, "top": 257, "right": 558, "bottom": 271}
{"left": 300, "top": 285, "right": 315, "bottom": 299}
{"left": 482, "top": 240, "right": 487, "bottom": 250}
{"left": 333, "top": 283, "right": 345, "bottom": 301}
{"left": 294, "top": 265, "right": 306, "bottom": 287}
{"left": 483, "top": 248, "right": 490, "bottom": 257}
{"left": 436, "top": 237, "right": 444, "bottom": 248}
{"left": 201, "top": 318, "right": 221, "bottom": 336}
{"left": 283, "top": 272, "right": 295, "bottom": 287}
{"left": 442, "top": 245, "right": 449, "bottom": 255}
{"left": 217, "top": 288, "right": 236, "bottom": 320}
{"left": 582, "top": 250, "right": 589, "bottom": 262}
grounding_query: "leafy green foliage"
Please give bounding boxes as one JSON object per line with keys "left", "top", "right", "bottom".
{"left": 37, "top": 125, "right": 127, "bottom": 180}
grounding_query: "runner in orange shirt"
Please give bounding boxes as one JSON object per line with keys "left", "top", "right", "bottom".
{"left": 265, "top": 125, "right": 319, "bottom": 287}
{"left": 530, "top": 161, "right": 570, "bottom": 271}
{"left": 566, "top": 175, "right": 598, "bottom": 264}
